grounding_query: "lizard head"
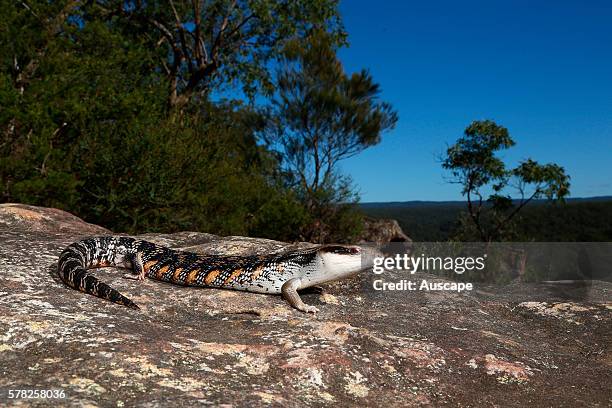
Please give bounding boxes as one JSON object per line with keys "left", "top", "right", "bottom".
{"left": 314, "top": 245, "right": 366, "bottom": 282}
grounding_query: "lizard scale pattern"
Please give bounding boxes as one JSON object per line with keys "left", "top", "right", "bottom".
{"left": 57, "top": 236, "right": 364, "bottom": 313}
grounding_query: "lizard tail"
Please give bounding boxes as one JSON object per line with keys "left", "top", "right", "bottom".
{"left": 57, "top": 239, "right": 140, "bottom": 310}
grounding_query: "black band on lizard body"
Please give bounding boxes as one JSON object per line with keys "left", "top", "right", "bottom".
{"left": 58, "top": 237, "right": 141, "bottom": 309}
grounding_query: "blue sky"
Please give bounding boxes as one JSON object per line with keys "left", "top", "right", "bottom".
{"left": 337, "top": 0, "right": 612, "bottom": 202}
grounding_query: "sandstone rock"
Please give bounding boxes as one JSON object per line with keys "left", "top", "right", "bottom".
{"left": 0, "top": 205, "right": 610, "bottom": 406}
{"left": 0, "top": 203, "right": 110, "bottom": 235}
{"left": 359, "top": 216, "right": 411, "bottom": 245}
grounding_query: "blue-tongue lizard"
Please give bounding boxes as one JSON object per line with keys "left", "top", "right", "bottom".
{"left": 57, "top": 236, "right": 365, "bottom": 313}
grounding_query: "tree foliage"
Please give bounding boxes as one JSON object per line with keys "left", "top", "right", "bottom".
{"left": 443, "top": 120, "right": 571, "bottom": 241}
{"left": 0, "top": 0, "right": 365, "bottom": 242}
{"left": 90, "top": 0, "right": 345, "bottom": 109}
{"left": 362, "top": 199, "right": 612, "bottom": 243}
{"left": 265, "top": 30, "right": 398, "bottom": 242}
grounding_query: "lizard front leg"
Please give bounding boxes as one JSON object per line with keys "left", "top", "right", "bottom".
{"left": 122, "top": 252, "right": 146, "bottom": 281}
{"left": 281, "top": 278, "right": 319, "bottom": 314}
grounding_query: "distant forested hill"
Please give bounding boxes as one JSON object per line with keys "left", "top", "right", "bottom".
{"left": 361, "top": 197, "right": 612, "bottom": 242}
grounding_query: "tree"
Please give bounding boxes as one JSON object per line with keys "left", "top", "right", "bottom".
{"left": 443, "top": 120, "right": 570, "bottom": 242}
{"left": 0, "top": 0, "right": 84, "bottom": 150}
{"left": 265, "top": 31, "right": 398, "bottom": 242}
{"left": 91, "top": 0, "right": 345, "bottom": 110}
{"left": 0, "top": 1, "right": 321, "bottom": 240}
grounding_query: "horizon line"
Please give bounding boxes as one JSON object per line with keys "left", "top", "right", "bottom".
{"left": 360, "top": 195, "right": 612, "bottom": 205}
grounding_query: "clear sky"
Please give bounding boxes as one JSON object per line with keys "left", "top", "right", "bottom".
{"left": 337, "top": 0, "right": 612, "bottom": 202}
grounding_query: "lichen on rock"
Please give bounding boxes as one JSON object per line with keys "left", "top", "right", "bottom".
{"left": 0, "top": 204, "right": 610, "bottom": 406}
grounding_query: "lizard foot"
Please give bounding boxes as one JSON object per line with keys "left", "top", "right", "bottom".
{"left": 301, "top": 304, "right": 319, "bottom": 314}
{"left": 282, "top": 278, "right": 320, "bottom": 314}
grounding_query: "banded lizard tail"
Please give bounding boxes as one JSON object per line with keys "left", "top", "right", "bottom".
{"left": 57, "top": 236, "right": 365, "bottom": 313}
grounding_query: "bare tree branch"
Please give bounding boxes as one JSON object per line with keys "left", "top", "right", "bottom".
{"left": 168, "top": 0, "right": 194, "bottom": 74}
{"left": 191, "top": 0, "right": 208, "bottom": 66}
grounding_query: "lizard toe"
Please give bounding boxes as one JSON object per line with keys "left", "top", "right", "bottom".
{"left": 303, "top": 305, "right": 319, "bottom": 313}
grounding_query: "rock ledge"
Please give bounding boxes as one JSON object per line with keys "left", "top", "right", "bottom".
{"left": 0, "top": 204, "right": 610, "bottom": 407}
